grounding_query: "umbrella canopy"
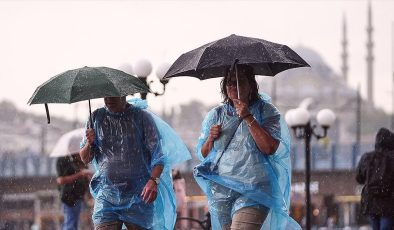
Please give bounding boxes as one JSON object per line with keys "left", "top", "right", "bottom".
{"left": 164, "top": 34, "right": 310, "bottom": 80}
{"left": 27, "top": 66, "right": 150, "bottom": 123}
{"left": 50, "top": 128, "right": 84, "bottom": 158}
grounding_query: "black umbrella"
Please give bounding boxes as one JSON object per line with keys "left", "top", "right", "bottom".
{"left": 163, "top": 34, "right": 310, "bottom": 80}
{"left": 28, "top": 66, "right": 150, "bottom": 124}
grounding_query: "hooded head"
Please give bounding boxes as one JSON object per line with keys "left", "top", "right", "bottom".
{"left": 375, "top": 127, "right": 394, "bottom": 152}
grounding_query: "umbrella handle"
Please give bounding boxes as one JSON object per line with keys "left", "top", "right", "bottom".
{"left": 230, "top": 59, "right": 240, "bottom": 99}
{"left": 45, "top": 103, "right": 51, "bottom": 124}
{"left": 89, "top": 100, "right": 93, "bottom": 129}
{"left": 235, "top": 64, "right": 240, "bottom": 99}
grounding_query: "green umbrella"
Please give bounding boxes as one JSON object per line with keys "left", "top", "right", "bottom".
{"left": 28, "top": 66, "right": 150, "bottom": 124}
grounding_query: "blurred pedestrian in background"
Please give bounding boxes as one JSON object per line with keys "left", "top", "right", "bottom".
{"left": 56, "top": 153, "right": 92, "bottom": 230}
{"left": 356, "top": 127, "right": 394, "bottom": 230}
{"left": 172, "top": 169, "right": 187, "bottom": 229}
{"left": 172, "top": 169, "right": 186, "bottom": 215}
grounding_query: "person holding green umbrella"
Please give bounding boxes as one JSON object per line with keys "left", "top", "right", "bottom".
{"left": 29, "top": 66, "right": 190, "bottom": 229}
{"left": 80, "top": 96, "right": 190, "bottom": 230}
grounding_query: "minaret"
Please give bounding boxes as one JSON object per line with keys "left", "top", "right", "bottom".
{"left": 366, "top": 0, "right": 374, "bottom": 106}
{"left": 392, "top": 23, "right": 394, "bottom": 130}
{"left": 341, "top": 14, "right": 349, "bottom": 82}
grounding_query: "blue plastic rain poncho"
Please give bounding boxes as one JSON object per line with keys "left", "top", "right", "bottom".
{"left": 194, "top": 93, "right": 301, "bottom": 230}
{"left": 81, "top": 98, "right": 191, "bottom": 229}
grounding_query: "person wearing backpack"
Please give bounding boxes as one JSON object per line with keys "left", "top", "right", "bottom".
{"left": 56, "top": 153, "right": 92, "bottom": 230}
{"left": 356, "top": 127, "right": 394, "bottom": 230}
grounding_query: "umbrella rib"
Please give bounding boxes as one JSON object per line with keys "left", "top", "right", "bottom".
{"left": 69, "top": 67, "right": 120, "bottom": 103}
{"left": 249, "top": 36, "right": 291, "bottom": 65}
{"left": 250, "top": 37, "right": 305, "bottom": 66}
{"left": 255, "top": 43, "right": 275, "bottom": 76}
{"left": 69, "top": 69, "right": 81, "bottom": 103}
{"left": 194, "top": 38, "right": 225, "bottom": 71}
{"left": 99, "top": 67, "right": 122, "bottom": 95}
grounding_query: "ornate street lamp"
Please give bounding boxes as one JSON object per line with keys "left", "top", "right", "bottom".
{"left": 132, "top": 59, "right": 171, "bottom": 100}
{"left": 285, "top": 107, "right": 336, "bottom": 230}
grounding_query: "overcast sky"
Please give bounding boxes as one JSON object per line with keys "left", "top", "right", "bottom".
{"left": 0, "top": 0, "right": 393, "bottom": 122}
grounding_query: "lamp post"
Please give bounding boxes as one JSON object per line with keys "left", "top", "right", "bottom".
{"left": 285, "top": 107, "right": 336, "bottom": 230}
{"left": 132, "top": 59, "right": 171, "bottom": 100}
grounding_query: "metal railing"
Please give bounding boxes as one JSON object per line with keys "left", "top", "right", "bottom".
{"left": 0, "top": 153, "right": 57, "bottom": 177}
{"left": 0, "top": 141, "right": 374, "bottom": 178}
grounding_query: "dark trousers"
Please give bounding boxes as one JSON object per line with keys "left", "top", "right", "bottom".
{"left": 369, "top": 215, "right": 394, "bottom": 230}
{"left": 63, "top": 199, "right": 82, "bottom": 230}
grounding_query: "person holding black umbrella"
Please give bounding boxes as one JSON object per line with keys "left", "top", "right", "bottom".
{"left": 194, "top": 64, "right": 299, "bottom": 230}
{"left": 79, "top": 96, "right": 190, "bottom": 230}
{"left": 163, "top": 34, "right": 307, "bottom": 229}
